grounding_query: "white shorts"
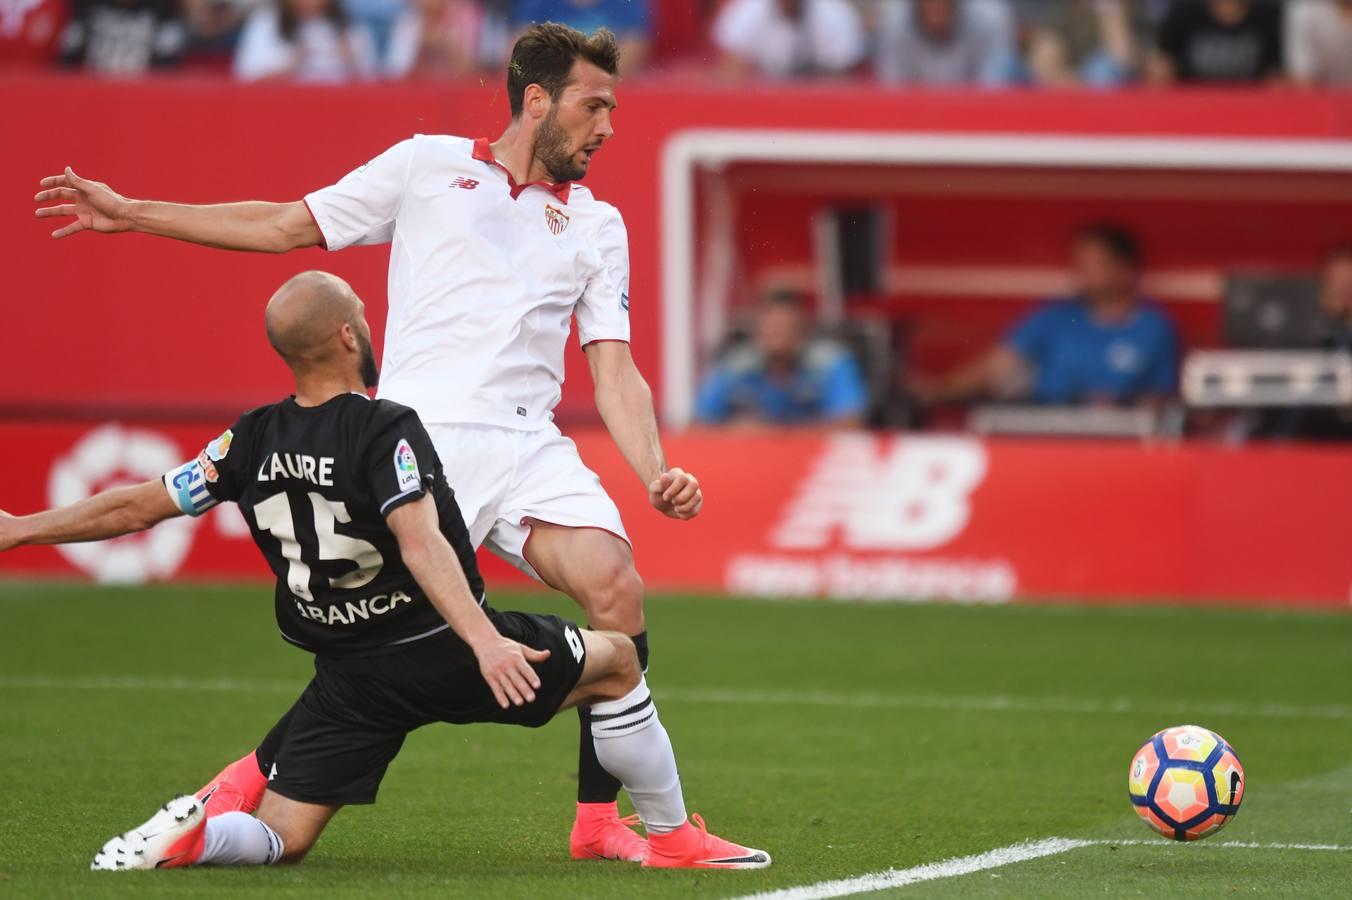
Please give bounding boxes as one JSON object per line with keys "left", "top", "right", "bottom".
{"left": 425, "top": 423, "right": 630, "bottom": 581}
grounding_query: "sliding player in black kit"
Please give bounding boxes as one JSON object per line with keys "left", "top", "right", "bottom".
{"left": 0, "top": 271, "right": 768, "bottom": 871}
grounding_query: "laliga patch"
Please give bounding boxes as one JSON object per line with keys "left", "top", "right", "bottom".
{"left": 195, "top": 450, "right": 220, "bottom": 483}
{"left": 205, "top": 429, "right": 233, "bottom": 462}
{"left": 394, "top": 438, "right": 420, "bottom": 492}
{"left": 545, "top": 203, "right": 570, "bottom": 236}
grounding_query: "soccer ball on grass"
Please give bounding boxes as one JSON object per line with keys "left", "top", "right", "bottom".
{"left": 1128, "top": 724, "right": 1245, "bottom": 841}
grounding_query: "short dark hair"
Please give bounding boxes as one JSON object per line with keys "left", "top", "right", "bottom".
{"left": 1075, "top": 224, "right": 1142, "bottom": 269}
{"left": 761, "top": 288, "right": 809, "bottom": 313}
{"left": 507, "top": 23, "right": 620, "bottom": 119}
{"left": 1325, "top": 244, "right": 1352, "bottom": 267}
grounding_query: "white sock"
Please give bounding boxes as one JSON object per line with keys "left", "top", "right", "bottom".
{"left": 198, "top": 812, "right": 285, "bottom": 866}
{"left": 589, "top": 678, "right": 687, "bottom": 834}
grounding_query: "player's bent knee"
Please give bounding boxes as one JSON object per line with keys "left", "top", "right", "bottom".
{"left": 584, "top": 564, "right": 644, "bottom": 631}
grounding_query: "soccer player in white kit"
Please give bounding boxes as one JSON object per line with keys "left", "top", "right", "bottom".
{"left": 34, "top": 24, "right": 701, "bottom": 863}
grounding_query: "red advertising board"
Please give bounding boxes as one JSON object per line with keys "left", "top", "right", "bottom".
{"left": 1, "top": 420, "right": 1347, "bottom": 609}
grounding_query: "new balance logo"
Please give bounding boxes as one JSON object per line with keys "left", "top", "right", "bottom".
{"left": 451, "top": 177, "right": 480, "bottom": 190}
{"left": 770, "top": 435, "right": 987, "bottom": 551}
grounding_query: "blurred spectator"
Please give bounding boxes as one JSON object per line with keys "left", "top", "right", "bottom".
{"left": 341, "top": 0, "right": 402, "bottom": 61}
{"left": 1, "top": 0, "right": 67, "bottom": 67}
{"left": 695, "top": 291, "right": 869, "bottom": 428}
{"left": 385, "top": 0, "right": 481, "bottom": 77}
{"left": 233, "top": 0, "right": 376, "bottom": 81}
{"left": 513, "top": 0, "right": 650, "bottom": 73}
{"left": 1263, "top": 247, "right": 1352, "bottom": 440}
{"left": 1149, "top": 0, "right": 1282, "bottom": 84}
{"left": 919, "top": 226, "right": 1179, "bottom": 407}
{"left": 1286, "top": 0, "right": 1352, "bottom": 87}
{"left": 1319, "top": 246, "right": 1352, "bottom": 353}
{"left": 712, "top": 0, "right": 865, "bottom": 80}
{"left": 1016, "top": 0, "right": 1138, "bottom": 87}
{"left": 875, "top": 0, "right": 1016, "bottom": 87}
{"left": 180, "top": 0, "right": 259, "bottom": 63}
{"left": 59, "top": 0, "right": 187, "bottom": 73}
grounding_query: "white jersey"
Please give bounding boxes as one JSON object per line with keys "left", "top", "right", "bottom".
{"left": 303, "top": 134, "right": 631, "bottom": 430}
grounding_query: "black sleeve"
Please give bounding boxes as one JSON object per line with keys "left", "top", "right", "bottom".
{"left": 162, "top": 415, "right": 248, "bottom": 516}
{"left": 1258, "top": 8, "right": 1283, "bottom": 75}
{"left": 150, "top": 0, "right": 186, "bottom": 68}
{"left": 1156, "top": 4, "right": 1188, "bottom": 62}
{"left": 362, "top": 408, "right": 439, "bottom": 517}
{"left": 58, "top": 0, "right": 91, "bottom": 67}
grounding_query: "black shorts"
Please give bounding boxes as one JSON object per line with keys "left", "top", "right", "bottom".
{"left": 259, "top": 611, "right": 587, "bottom": 807}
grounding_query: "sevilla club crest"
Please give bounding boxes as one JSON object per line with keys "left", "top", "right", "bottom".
{"left": 545, "top": 204, "right": 570, "bottom": 236}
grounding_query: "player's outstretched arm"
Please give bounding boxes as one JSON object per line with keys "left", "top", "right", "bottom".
{"left": 585, "top": 340, "right": 703, "bottom": 520}
{"left": 0, "top": 480, "right": 181, "bottom": 552}
{"left": 34, "top": 167, "right": 322, "bottom": 253}
{"left": 386, "top": 495, "right": 550, "bottom": 709}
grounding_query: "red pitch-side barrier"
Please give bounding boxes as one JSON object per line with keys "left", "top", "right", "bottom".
{"left": 1, "top": 420, "right": 1347, "bottom": 609}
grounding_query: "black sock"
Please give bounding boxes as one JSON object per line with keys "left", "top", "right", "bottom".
{"left": 576, "top": 631, "right": 650, "bottom": 804}
{"left": 576, "top": 704, "right": 623, "bottom": 804}
{"left": 631, "top": 630, "right": 649, "bottom": 673}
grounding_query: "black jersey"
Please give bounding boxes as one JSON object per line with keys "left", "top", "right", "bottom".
{"left": 163, "top": 393, "right": 484, "bottom": 656}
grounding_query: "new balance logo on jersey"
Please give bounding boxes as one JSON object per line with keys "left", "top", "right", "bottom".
{"left": 451, "top": 177, "right": 480, "bottom": 190}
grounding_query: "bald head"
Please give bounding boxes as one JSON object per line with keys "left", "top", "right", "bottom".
{"left": 266, "top": 271, "right": 378, "bottom": 388}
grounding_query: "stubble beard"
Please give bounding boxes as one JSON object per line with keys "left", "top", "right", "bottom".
{"left": 534, "top": 109, "right": 587, "bottom": 183}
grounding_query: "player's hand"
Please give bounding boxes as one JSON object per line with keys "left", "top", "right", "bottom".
{"left": 648, "top": 467, "right": 702, "bottom": 520}
{"left": 476, "top": 636, "right": 550, "bottom": 709}
{"left": 34, "top": 167, "right": 134, "bottom": 239}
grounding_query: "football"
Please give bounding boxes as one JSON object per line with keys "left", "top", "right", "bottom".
{"left": 1128, "top": 724, "right": 1245, "bottom": 841}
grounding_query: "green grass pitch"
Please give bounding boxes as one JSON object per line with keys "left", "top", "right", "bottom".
{"left": 2, "top": 582, "right": 1351, "bottom": 898}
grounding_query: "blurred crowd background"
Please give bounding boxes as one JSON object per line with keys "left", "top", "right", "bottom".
{"left": 4, "top": 0, "right": 1351, "bottom": 442}
{"left": 3, "top": 0, "right": 1352, "bottom": 88}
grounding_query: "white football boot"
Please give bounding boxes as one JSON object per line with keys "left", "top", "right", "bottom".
{"left": 91, "top": 795, "right": 207, "bottom": 871}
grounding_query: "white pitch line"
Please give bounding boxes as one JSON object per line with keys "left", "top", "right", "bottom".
{"left": 3, "top": 676, "right": 1351, "bottom": 721}
{"left": 735, "top": 838, "right": 1093, "bottom": 900}
{"left": 0, "top": 674, "right": 296, "bottom": 694}
{"left": 1090, "top": 839, "right": 1352, "bottom": 852}
{"left": 734, "top": 838, "right": 1352, "bottom": 900}
{"left": 666, "top": 687, "right": 1352, "bottom": 722}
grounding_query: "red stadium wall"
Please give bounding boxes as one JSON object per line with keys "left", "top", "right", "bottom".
{"left": 4, "top": 78, "right": 1352, "bottom": 421}
{"left": 4, "top": 79, "right": 1352, "bottom": 607}
{"left": 0, "top": 421, "right": 1348, "bottom": 609}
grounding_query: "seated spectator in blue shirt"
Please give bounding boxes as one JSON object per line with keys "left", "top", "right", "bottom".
{"left": 513, "top": 0, "right": 650, "bottom": 72}
{"left": 696, "top": 292, "right": 870, "bottom": 428}
{"left": 922, "top": 225, "right": 1180, "bottom": 407}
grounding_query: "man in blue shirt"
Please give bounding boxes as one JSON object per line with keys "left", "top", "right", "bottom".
{"left": 695, "top": 291, "right": 869, "bottom": 427}
{"left": 926, "top": 225, "right": 1179, "bottom": 407}
{"left": 513, "top": 0, "right": 650, "bottom": 72}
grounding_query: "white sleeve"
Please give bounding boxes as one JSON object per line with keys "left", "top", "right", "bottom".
{"left": 874, "top": 1, "right": 908, "bottom": 83}
{"left": 303, "top": 137, "right": 417, "bottom": 251}
{"left": 385, "top": 12, "right": 418, "bottom": 77}
{"left": 232, "top": 7, "right": 292, "bottom": 82}
{"left": 1285, "top": 3, "right": 1316, "bottom": 82}
{"left": 576, "top": 208, "right": 631, "bottom": 347}
{"left": 346, "top": 22, "right": 378, "bottom": 78}
{"left": 712, "top": 0, "right": 761, "bottom": 57}
{"left": 811, "top": 0, "right": 866, "bottom": 72}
